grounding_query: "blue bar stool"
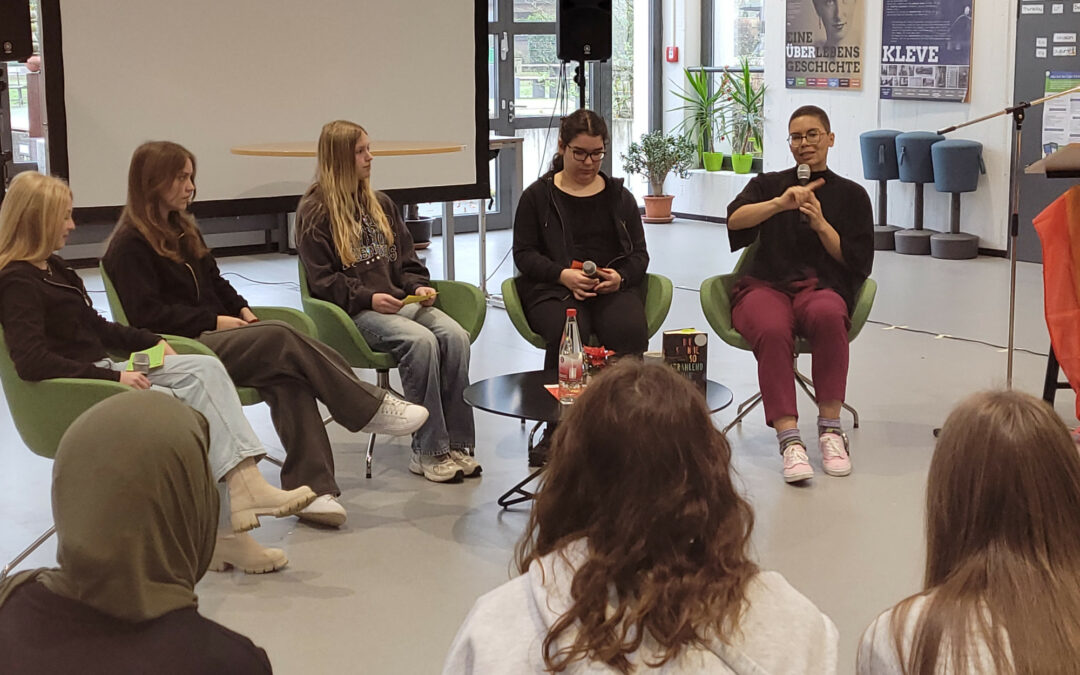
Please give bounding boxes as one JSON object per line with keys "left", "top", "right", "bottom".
{"left": 860, "top": 129, "right": 902, "bottom": 250}
{"left": 894, "top": 131, "right": 944, "bottom": 255}
{"left": 930, "top": 139, "right": 984, "bottom": 259}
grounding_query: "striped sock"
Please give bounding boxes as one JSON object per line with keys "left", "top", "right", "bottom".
{"left": 777, "top": 428, "right": 803, "bottom": 455}
{"left": 818, "top": 416, "right": 843, "bottom": 436}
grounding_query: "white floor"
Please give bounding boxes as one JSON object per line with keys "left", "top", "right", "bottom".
{"left": 1, "top": 222, "right": 1069, "bottom": 674}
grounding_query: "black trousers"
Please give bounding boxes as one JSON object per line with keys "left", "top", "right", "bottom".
{"left": 199, "top": 320, "right": 385, "bottom": 496}
{"left": 525, "top": 289, "right": 648, "bottom": 369}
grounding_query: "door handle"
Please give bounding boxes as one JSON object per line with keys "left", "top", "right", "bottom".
{"left": 500, "top": 32, "right": 509, "bottom": 61}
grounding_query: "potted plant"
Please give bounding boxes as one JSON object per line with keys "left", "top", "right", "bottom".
{"left": 403, "top": 203, "right": 433, "bottom": 250}
{"left": 670, "top": 68, "right": 728, "bottom": 172}
{"left": 723, "top": 57, "right": 766, "bottom": 174}
{"left": 621, "top": 131, "right": 695, "bottom": 223}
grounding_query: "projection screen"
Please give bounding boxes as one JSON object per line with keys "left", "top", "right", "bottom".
{"left": 41, "top": 0, "right": 487, "bottom": 216}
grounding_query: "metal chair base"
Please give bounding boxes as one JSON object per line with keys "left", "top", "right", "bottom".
{"left": 366, "top": 369, "right": 393, "bottom": 479}
{"left": 1, "top": 526, "right": 55, "bottom": 581}
{"left": 723, "top": 359, "right": 860, "bottom": 434}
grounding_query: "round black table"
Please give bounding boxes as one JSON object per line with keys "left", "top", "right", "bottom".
{"left": 464, "top": 370, "right": 734, "bottom": 507}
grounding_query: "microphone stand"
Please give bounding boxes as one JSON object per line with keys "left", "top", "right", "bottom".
{"left": 936, "top": 84, "right": 1080, "bottom": 389}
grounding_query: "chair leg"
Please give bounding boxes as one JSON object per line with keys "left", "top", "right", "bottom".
{"left": 723, "top": 392, "right": 763, "bottom": 435}
{"left": 1, "top": 526, "right": 56, "bottom": 580}
{"left": 365, "top": 432, "right": 376, "bottom": 480}
{"left": 793, "top": 361, "right": 859, "bottom": 429}
{"left": 265, "top": 456, "right": 284, "bottom": 468}
{"left": 365, "top": 368, "right": 393, "bottom": 479}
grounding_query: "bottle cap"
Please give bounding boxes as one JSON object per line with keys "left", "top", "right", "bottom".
{"left": 566, "top": 308, "right": 577, "bottom": 317}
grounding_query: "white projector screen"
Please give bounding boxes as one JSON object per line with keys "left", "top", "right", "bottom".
{"left": 43, "top": 0, "right": 486, "bottom": 214}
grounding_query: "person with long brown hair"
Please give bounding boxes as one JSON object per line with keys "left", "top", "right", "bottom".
{"left": 0, "top": 171, "right": 316, "bottom": 575}
{"left": 295, "top": 120, "right": 478, "bottom": 484}
{"left": 857, "top": 390, "right": 1080, "bottom": 674}
{"left": 444, "top": 361, "right": 838, "bottom": 674}
{"left": 103, "top": 141, "right": 429, "bottom": 528}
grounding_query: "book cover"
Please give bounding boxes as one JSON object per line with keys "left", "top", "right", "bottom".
{"left": 662, "top": 329, "right": 707, "bottom": 394}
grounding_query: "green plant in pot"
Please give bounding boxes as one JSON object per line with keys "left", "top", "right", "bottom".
{"left": 670, "top": 68, "right": 728, "bottom": 172}
{"left": 621, "top": 131, "right": 695, "bottom": 223}
{"left": 723, "top": 57, "right": 765, "bottom": 175}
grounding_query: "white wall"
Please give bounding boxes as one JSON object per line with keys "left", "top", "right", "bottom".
{"left": 665, "top": 0, "right": 1018, "bottom": 251}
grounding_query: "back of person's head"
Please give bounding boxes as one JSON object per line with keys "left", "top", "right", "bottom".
{"left": 550, "top": 108, "right": 610, "bottom": 173}
{"left": 300, "top": 119, "right": 391, "bottom": 265}
{"left": 517, "top": 360, "right": 757, "bottom": 673}
{"left": 887, "top": 390, "right": 1080, "bottom": 674}
{"left": 116, "top": 140, "right": 208, "bottom": 262}
{"left": 0, "top": 171, "right": 70, "bottom": 270}
{"left": 42, "top": 390, "right": 219, "bottom": 622}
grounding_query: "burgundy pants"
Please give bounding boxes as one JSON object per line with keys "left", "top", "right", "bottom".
{"left": 731, "top": 277, "right": 850, "bottom": 426}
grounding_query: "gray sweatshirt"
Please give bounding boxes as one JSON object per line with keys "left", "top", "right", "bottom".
{"left": 443, "top": 539, "right": 839, "bottom": 674}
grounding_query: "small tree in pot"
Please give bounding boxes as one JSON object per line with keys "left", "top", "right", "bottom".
{"left": 621, "top": 131, "right": 695, "bottom": 223}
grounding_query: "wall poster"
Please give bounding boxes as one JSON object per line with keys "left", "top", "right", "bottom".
{"left": 880, "top": 0, "right": 975, "bottom": 101}
{"left": 785, "top": 0, "right": 865, "bottom": 90}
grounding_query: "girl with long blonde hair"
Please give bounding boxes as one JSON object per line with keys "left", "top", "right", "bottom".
{"left": 296, "top": 120, "right": 478, "bottom": 484}
{"left": 0, "top": 171, "right": 318, "bottom": 575}
{"left": 858, "top": 390, "right": 1080, "bottom": 674}
{"left": 103, "top": 141, "right": 428, "bottom": 535}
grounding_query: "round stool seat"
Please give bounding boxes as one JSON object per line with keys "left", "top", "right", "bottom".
{"left": 932, "top": 140, "right": 984, "bottom": 193}
{"left": 896, "top": 132, "right": 944, "bottom": 184}
{"left": 895, "top": 229, "right": 933, "bottom": 255}
{"left": 860, "top": 130, "right": 902, "bottom": 181}
{"left": 931, "top": 232, "right": 979, "bottom": 260}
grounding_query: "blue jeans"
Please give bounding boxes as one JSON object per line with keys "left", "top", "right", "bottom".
{"left": 352, "top": 304, "right": 475, "bottom": 456}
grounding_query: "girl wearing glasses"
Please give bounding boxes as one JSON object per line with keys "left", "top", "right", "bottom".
{"left": 512, "top": 110, "right": 650, "bottom": 373}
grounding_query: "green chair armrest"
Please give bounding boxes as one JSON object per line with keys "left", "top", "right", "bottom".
{"left": 98, "top": 263, "right": 130, "bottom": 326}
{"left": 8, "top": 377, "right": 129, "bottom": 459}
{"left": 848, "top": 278, "right": 877, "bottom": 341}
{"left": 430, "top": 280, "right": 486, "bottom": 344}
{"left": 644, "top": 273, "right": 673, "bottom": 339}
{"left": 251, "top": 306, "right": 318, "bottom": 338}
{"left": 162, "top": 335, "right": 217, "bottom": 357}
{"left": 700, "top": 274, "right": 751, "bottom": 350}
{"left": 301, "top": 295, "right": 396, "bottom": 370}
{"left": 501, "top": 277, "right": 547, "bottom": 350}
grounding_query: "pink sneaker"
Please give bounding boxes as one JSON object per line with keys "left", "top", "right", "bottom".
{"left": 820, "top": 432, "right": 852, "bottom": 477}
{"left": 782, "top": 443, "right": 814, "bottom": 483}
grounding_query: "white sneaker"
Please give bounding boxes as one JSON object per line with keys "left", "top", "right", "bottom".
{"left": 362, "top": 394, "right": 429, "bottom": 436}
{"left": 297, "top": 494, "right": 347, "bottom": 528}
{"left": 449, "top": 449, "right": 482, "bottom": 477}
{"left": 409, "top": 452, "right": 464, "bottom": 483}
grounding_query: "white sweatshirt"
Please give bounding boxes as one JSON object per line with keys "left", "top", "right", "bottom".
{"left": 443, "top": 539, "right": 839, "bottom": 674}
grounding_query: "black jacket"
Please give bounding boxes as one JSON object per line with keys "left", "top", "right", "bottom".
{"left": 295, "top": 187, "right": 430, "bottom": 315}
{"left": 0, "top": 257, "right": 159, "bottom": 382}
{"left": 102, "top": 227, "right": 250, "bottom": 338}
{"left": 512, "top": 171, "right": 649, "bottom": 308}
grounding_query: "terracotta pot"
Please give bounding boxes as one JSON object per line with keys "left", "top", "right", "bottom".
{"left": 643, "top": 195, "right": 675, "bottom": 223}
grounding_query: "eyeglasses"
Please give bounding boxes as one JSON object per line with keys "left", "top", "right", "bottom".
{"left": 569, "top": 146, "right": 606, "bottom": 162}
{"left": 787, "top": 129, "right": 826, "bottom": 146}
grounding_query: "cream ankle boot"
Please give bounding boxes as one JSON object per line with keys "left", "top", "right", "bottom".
{"left": 209, "top": 531, "right": 288, "bottom": 574}
{"left": 226, "top": 458, "right": 316, "bottom": 532}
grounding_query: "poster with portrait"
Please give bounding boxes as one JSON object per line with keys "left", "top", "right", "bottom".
{"left": 785, "top": 0, "right": 865, "bottom": 90}
{"left": 880, "top": 0, "right": 975, "bottom": 102}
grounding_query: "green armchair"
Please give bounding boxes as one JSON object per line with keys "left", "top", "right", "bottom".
{"left": 297, "top": 261, "right": 486, "bottom": 477}
{"left": 0, "top": 325, "right": 129, "bottom": 579}
{"left": 500, "top": 272, "right": 675, "bottom": 350}
{"left": 699, "top": 243, "right": 877, "bottom": 433}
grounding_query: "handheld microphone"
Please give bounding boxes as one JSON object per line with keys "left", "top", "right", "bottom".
{"left": 582, "top": 260, "right": 598, "bottom": 278}
{"left": 797, "top": 164, "right": 812, "bottom": 226}
{"left": 132, "top": 353, "right": 150, "bottom": 374}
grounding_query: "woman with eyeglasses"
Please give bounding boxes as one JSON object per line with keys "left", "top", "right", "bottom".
{"left": 512, "top": 109, "right": 650, "bottom": 464}
{"left": 725, "top": 105, "right": 873, "bottom": 485}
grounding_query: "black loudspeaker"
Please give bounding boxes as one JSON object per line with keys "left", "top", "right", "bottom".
{"left": 557, "top": 0, "right": 612, "bottom": 62}
{"left": 0, "top": 1, "right": 33, "bottom": 62}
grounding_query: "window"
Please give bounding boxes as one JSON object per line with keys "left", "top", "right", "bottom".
{"left": 712, "top": 0, "right": 764, "bottom": 69}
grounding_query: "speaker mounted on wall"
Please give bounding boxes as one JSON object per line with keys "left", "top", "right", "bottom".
{"left": 557, "top": 0, "right": 612, "bottom": 63}
{"left": 0, "top": 1, "right": 33, "bottom": 62}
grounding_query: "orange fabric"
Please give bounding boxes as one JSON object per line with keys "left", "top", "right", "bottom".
{"left": 1033, "top": 185, "right": 1080, "bottom": 421}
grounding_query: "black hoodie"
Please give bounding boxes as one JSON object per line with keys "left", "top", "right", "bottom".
{"left": 512, "top": 171, "right": 649, "bottom": 309}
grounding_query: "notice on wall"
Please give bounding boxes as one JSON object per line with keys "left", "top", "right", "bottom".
{"left": 785, "top": 0, "right": 865, "bottom": 90}
{"left": 1042, "top": 71, "right": 1080, "bottom": 155}
{"left": 880, "top": 0, "right": 975, "bottom": 102}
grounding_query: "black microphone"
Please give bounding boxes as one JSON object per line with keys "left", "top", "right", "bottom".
{"left": 582, "top": 260, "right": 598, "bottom": 278}
{"left": 797, "top": 163, "right": 812, "bottom": 226}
